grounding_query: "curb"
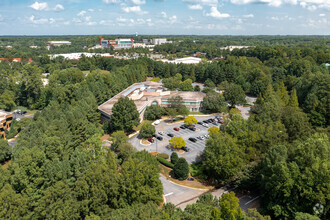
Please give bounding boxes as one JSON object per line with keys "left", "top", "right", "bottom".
{"left": 160, "top": 174, "right": 210, "bottom": 191}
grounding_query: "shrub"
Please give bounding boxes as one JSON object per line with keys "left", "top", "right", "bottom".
{"left": 140, "top": 121, "right": 155, "bottom": 138}
{"left": 157, "top": 157, "right": 174, "bottom": 169}
{"left": 170, "top": 152, "right": 179, "bottom": 164}
{"left": 158, "top": 153, "right": 169, "bottom": 159}
{"left": 173, "top": 158, "right": 189, "bottom": 180}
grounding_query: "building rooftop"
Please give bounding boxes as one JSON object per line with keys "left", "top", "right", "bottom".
{"left": 162, "top": 91, "right": 206, "bottom": 101}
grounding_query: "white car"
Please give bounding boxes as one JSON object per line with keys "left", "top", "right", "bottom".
{"left": 153, "top": 120, "right": 161, "bottom": 125}
{"left": 158, "top": 131, "right": 164, "bottom": 135}
{"left": 202, "top": 123, "right": 209, "bottom": 128}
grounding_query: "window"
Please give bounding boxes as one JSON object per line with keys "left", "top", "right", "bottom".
{"left": 152, "top": 101, "right": 158, "bottom": 105}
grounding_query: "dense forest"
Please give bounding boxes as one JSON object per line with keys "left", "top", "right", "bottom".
{"left": 0, "top": 35, "right": 329, "bottom": 219}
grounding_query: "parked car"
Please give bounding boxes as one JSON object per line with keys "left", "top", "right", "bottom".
{"left": 203, "top": 120, "right": 209, "bottom": 123}
{"left": 173, "top": 127, "right": 180, "bottom": 131}
{"left": 148, "top": 138, "right": 154, "bottom": 143}
{"left": 204, "top": 134, "right": 210, "bottom": 139}
{"left": 187, "top": 177, "right": 195, "bottom": 181}
{"left": 182, "top": 146, "right": 190, "bottom": 152}
{"left": 189, "top": 126, "right": 196, "bottom": 131}
{"left": 158, "top": 131, "right": 164, "bottom": 135}
{"left": 197, "top": 121, "right": 203, "bottom": 125}
{"left": 168, "top": 133, "right": 174, "bottom": 137}
{"left": 189, "top": 137, "right": 197, "bottom": 142}
{"left": 153, "top": 120, "right": 160, "bottom": 125}
{"left": 202, "top": 123, "right": 209, "bottom": 128}
{"left": 218, "top": 120, "right": 224, "bottom": 124}
{"left": 200, "top": 136, "right": 205, "bottom": 140}
{"left": 212, "top": 122, "right": 218, "bottom": 125}
{"left": 180, "top": 125, "right": 186, "bottom": 129}
{"left": 197, "top": 136, "right": 202, "bottom": 140}
{"left": 155, "top": 134, "right": 163, "bottom": 141}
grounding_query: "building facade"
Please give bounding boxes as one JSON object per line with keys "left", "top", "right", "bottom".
{"left": 100, "top": 38, "right": 134, "bottom": 50}
{"left": 152, "top": 38, "right": 167, "bottom": 45}
{"left": 0, "top": 111, "right": 13, "bottom": 139}
{"left": 98, "top": 81, "right": 206, "bottom": 122}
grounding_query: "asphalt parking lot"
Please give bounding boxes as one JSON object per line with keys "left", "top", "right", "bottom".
{"left": 129, "top": 115, "right": 221, "bottom": 164}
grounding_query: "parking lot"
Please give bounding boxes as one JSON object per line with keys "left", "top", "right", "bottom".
{"left": 129, "top": 115, "right": 221, "bottom": 164}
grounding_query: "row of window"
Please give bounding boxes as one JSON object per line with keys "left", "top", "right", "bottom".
{"left": 161, "top": 101, "right": 203, "bottom": 105}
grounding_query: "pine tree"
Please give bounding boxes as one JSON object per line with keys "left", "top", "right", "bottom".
{"left": 170, "top": 152, "right": 179, "bottom": 165}
{"left": 277, "top": 81, "right": 289, "bottom": 105}
{"left": 173, "top": 158, "right": 189, "bottom": 180}
{"left": 288, "top": 89, "right": 299, "bottom": 109}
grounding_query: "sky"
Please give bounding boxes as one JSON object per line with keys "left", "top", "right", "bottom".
{"left": 0, "top": 0, "right": 329, "bottom": 35}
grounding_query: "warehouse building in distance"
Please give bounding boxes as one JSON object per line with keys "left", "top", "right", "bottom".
{"left": 98, "top": 81, "right": 206, "bottom": 122}
{"left": 46, "top": 41, "right": 71, "bottom": 46}
{"left": 100, "top": 38, "right": 134, "bottom": 50}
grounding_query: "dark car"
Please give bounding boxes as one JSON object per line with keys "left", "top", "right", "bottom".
{"left": 203, "top": 120, "right": 209, "bottom": 123}
{"left": 155, "top": 135, "right": 163, "bottom": 141}
{"left": 168, "top": 133, "right": 174, "bottom": 137}
{"left": 189, "top": 137, "right": 197, "bottom": 142}
{"left": 189, "top": 126, "right": 196, "bottom": 131}
{"left": 218, "top": 120, "right": 224, "bottom": 124}
{"left": 182, "top": 146, "right": 190, "bottom": 152}
{"left": 187, "top": 177, "right": 195, "bottom": 181}
{"left": 180, "top": 125, "right": 186, "bottom": 129}
{"left": 197, "top": 121, "right": 203, "bottom": 125}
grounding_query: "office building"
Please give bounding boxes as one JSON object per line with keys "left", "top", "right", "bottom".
{"left": 46, "top": 41, "right": 71, "bottom": 46}
{"left": 152, "top": 38, "right": 167, "bottom": 45}
{"left": 0, "top": 111, "right": 13, "bottom": 139}
{"left": 98, "top": 81, "right": 206, "bottom": 122}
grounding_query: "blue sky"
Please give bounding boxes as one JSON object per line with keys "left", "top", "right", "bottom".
{"left": 0, "top": 0, "right": 329, "bottom": 35}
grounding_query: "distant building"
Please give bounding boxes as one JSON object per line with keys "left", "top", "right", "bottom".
{"left": 133, "top": 43, "right": 146, "bottom": 48}
{"left": 0, "top": 111, "right": 13, "bottom": 140}
{"left": 49, "top": 52, "right": 113, "bottom": 60}
{"left": 0, "top": 58, "right": 33, "bottom": 63}
{"left": 143, "top": 39, "right": 150, "bottom": 44}
{"left": 165, "top": 57, "right": 202, "bottom": 65}
{"left": 46, "top": 41, "right": 71, "bottom": 46}
{"left": 152, "top": 38, "right": 167, "bottom": 45}
{"left": 220, "top": 46, "right": 251, "bottom": 51}
{"left": 100, "top": 38, "right": 134, "bottom": 50}
{"left": 98, "top": 81, "right": 206, "bottom": 123}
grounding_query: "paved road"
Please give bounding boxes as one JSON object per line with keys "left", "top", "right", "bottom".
{"left": 129, "top": 115, "right": 220, "bottom": 164}
{"left": 160, "top": 175, "right": 207, "bottom": 207}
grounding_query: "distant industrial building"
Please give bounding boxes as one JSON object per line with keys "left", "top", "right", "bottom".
{"left": 220, "top": 46, "right": 251, "bottom": 51}
{"left": 99, "top": 38, "right": 134, "bottom": 50}
{"left": 49, "top": 52, "right": 113, "bottom": 60}
{"left": 0, "top": 111, "right": 13, "bottom": 139}
{"left": 46, "top": 41, "right": 71, "bottom": 46}
{"left": 98, "top": 81, "right": 206, "bottom": 122}
{"left": 152, "top": 38, "right": 167, "bottom": 45}
{"left": 162, "top": 57, "right": 202, "bottom": 65}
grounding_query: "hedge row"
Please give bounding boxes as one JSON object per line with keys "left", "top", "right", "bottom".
{"left": 157, "top": 157, "right": 174, "bottom": 169}
{"left": 158, "top": 153, "right": 169, "bottom": 159}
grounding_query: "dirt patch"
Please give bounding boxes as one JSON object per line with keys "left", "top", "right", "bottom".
{"left": 1, "top": 160, "right": 11, "bottom": 169}
{"left": 141, "top": 139, "right": 151, "bottom": 145}
{"left": 101, "top": 134, "right": 110, "bottom": 141}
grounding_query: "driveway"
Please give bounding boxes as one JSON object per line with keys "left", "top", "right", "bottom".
{"left": 160, "top": 175, "right": 207, "bottom": 208}
{"left": 129, "top": 115, "right": 220, "bottom": 164}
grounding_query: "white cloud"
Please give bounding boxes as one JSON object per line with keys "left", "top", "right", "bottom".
{"left": 88, "top": 9, "right": 95, "bottom": 12}
{"left": 130, "top": 0, "right": 146, "bottom": 5}
{"left": 29, "top": 2, "right": 64, "bottom": 11}
{"left": 161, "top": 11, "right": 167, "bottom": 18}
{"left": 319, "top": 13, "right": 325, "bottom": 16}
{"left": 122, "top": 6, "right": 148, "bottom": 14}
{"left": 0, "top": 14, "right": 4, "bottom": 23}
{"left": 230, "top": 0, "right": 330, "bottom": 10}
{"left": 54, "top": 4, "right": 64, "bottom": 11}
{"left": 103, "top": 0, "right": 121, "bottom": 3}
{"left": 29, "top": 2, "right": 48, "bottom": 11}
{"left": 243, "top": 14, "right": 254, "bottom": 18}
{"left": 169, "top": 15, "right": 177, "bottom": 24}
{"left": 300, "top": 0, "right": 330, "bottom": 11}
{"left": 64, "top": 21, "right": 70, "bottom": 25}
{"left": 188, "top": 4, "right": 203, "bottom": 10}
{"left": 271, "top": 16, "right": 279, "bottom": 20}
{"left": 183, "top": 0, "right": 218, "bottom": 6}
{"left": 206, "top": 6, "right": 230, "bottom": 18}
{"left": 77, "top": 10, "right": 86, "bottom": 16}
{"left": 85, "top": 16, "right": 92, "bottom": 22}
{"left": 116, "top": 17, "right": 127, "bottom": 22}
{"left": 29, "top": 15, "right": 49, "bottom": 24}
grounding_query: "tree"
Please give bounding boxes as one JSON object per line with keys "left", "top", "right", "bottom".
{"left": 111, "top": 97, "right": 140, "bottom": 132}
{"left": 224, "top": 83, "right": 246, "bottom": 107}
{"left": 202, "top": 132, "right": 244, "bottom": 183}
{"left": 184, "top": 116, "right": 197, "bottom": 125}
{"left": 179, "top": 79, "right": 193, "bottom": 91}
{"left": 219, "top": 192, "right": 244, "bottom": 220}
{"left": 166, "top": 108, "right": 177, "bottom": 122}
{"left": 139, "top": 121, "right": 155, "bottom": 138}
{"left": 194, "top": 85, "right": 201, "bottom": 92}
{"left": 203, "top": 92, "right": 227, "bottom": 113}
{"left": 208, "top": 126, "right": 219, "bottom": 136}
{"left": 168, "top": 96, "right": 184, "bottom": 109}
{"left": 0, "top": 90, "right": 16, "bottom": 111}
{"left": 169, "top": 137, "right": 186, "bottom": 149}
{"left": 178, "top": 105, "right": 189, "bottom": 117}
{"left": 288, "top": 89, "right": 299, "bottom": 109}
{"left": 170, "top": 152, "right": 179, "bottom": 165}
{"left": 110, "top": 131, "right": 128, "bottom": 151}
{"left": 0, "top": 139, "right": 11, "bottom": 163}
{"left": 295, "top": 212, "right": 320, "bottom": 220}
{"left": 144, "top": 105, "right": 165, "bottom": 120}
{"left": 173, "top": 158, "right": 189, "bottom": 180}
